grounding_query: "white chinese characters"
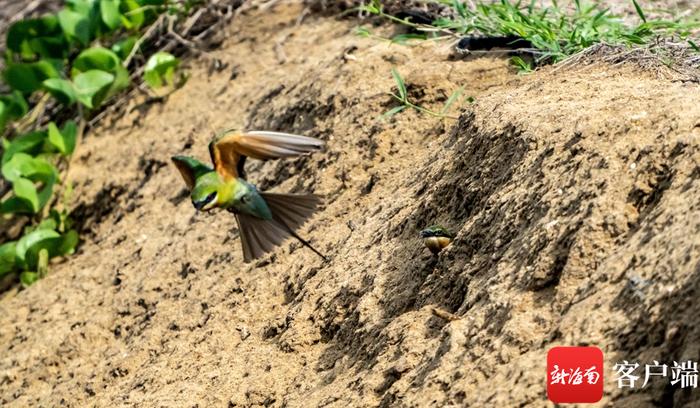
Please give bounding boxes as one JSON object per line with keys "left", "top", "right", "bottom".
{"left": 613, "top": 360, "right": 698, "bottom": 389}
{"left": 551, "top": 365, "right": 601, "bottom": 385}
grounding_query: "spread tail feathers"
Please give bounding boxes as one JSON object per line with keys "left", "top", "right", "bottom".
{"left": 235, "top": 193, "right": 327, "bottom": 263}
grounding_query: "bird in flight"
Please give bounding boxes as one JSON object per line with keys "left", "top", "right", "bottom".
{"left": 172, "top": 129, "right": 326, "bottom": 263}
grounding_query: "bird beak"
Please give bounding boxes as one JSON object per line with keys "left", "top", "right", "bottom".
{"left": 193, "top": 200, "right": 205, "bottom": 211}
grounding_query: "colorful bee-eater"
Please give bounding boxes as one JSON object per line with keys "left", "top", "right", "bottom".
{"left": 172, "top": 130, "right": 327, "bottom": 263}
{"left": 420, "top": 225, "right": 454, "bottom": 255}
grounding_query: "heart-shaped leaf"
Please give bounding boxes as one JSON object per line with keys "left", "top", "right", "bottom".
{"left": 43, "top": 78, "right": 78, "bottom": 106}
{"left": 72, "top": 48, "right": 130, "bottom": 99}
{"left": 16, "top": 228, "right": 61, "bottom": 266}
{"left": 16, "top": 227, "right": 78, "bottom": 271}
{"left": 3, "top": 61, "right": 62, "bottom": 94}
{"left": 72, "top": 46, "right": 121, "bottom": 75}
{"left": 100, "top": 0, "right": 123, "bottom": 30}
{"left": 65, "top": 0, "right": 102, "bottom": 38}
{"left": 73, "top": 69, "right": 115, "bottom": 108}
{"left": 144, "top": 52, "right": 179, "bottom": 88}
{"left": 58, "top": 8, "right": 93, "bottom": 46}
{"left": 7, "top": 16, "right": 68, "bottom": 60}
{"left": 1, "top": 131, "right": 47, "bottom": 164}
{"left": 1, "top": 153, "right": 57, "bottom": 213}
{"left": 0, "top": 196, "right": 36, "bottom": 214}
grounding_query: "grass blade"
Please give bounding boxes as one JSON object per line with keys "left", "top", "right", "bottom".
{"left": 441, "top": 87, "right": 464, "bottom": 114}
{"left": 632, "top": 0, "right": 647, "bottom": 23}
{"left": 689, "top": 40, "right": 700, "bottom": 52}
{"left": 382, "top": 105, "right": 406, "bottom": 119}
{"left": 391, "top": 67, "right": 407, "bottom": 102}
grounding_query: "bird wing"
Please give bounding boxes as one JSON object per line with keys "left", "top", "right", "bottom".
{"left": 171, "top": 155, "right": 214, "bottom": 190}
{"left": 209, "top": 130, "right": 324, "bottom": 181}
{"left": 234, "top": 193, "right": 324, "bottom": 263}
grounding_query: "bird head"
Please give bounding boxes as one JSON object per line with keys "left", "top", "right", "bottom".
{"left": 191, "top": 172, "right": 221, "bottom": 212}
{"left": 420, "top": 225, "right": 454, "bottom": 239}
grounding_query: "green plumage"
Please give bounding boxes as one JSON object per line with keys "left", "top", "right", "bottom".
{"left": 171, "top": 130, "right": 326, "bottom": 263}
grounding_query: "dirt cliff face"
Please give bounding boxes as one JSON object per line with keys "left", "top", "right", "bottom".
{"left": 1, "top": 2, "right": 699, "bottom": 407}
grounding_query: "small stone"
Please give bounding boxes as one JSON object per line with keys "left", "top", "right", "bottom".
{"left": 237, "top": 326, "right": 250, "bottom": 341}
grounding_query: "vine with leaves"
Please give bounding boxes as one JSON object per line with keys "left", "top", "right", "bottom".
{"left": 0, "top": 0, "right": 189, "bottom": 287}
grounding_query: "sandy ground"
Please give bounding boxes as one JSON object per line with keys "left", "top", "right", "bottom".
{"left": 1, "top": 1, "right": 700, "bottom": 407}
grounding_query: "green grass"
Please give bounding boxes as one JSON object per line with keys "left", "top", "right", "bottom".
{"left": 360, "top": 0, "right": 700, "bottom": 71}
{"left": 382, "top": 68, "right": 463, "bottom": 120}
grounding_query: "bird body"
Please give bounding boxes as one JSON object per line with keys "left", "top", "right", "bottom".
{"left": 420, "top": 225, "right": 454, "bottom": 255}
{"left": 172, "top": 130, "right": 325, "bottom": 263}
{"left": 423, "top": 236, "right": 452, "bottom": 254}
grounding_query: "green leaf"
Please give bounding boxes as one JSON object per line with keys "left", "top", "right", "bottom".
{"left": 72, "top": 47, "right": 122, "bottom": 75}
{"left": 73, "top": 69, "right": 115, "bottom": 108}
{"left": 1, "top": 153, "right": 57, "bottom": 213}
{"left": 43, "top": 78, "right": 78, "bottom": 106}
{"left": 14, "top": 227, "right": 77, "bottom": 271}
{"left": 20, "top": 271, "right": 39, "bottom": 287}
{"left": 11, "top": 177, "right": 40, "bottom": 213}
{"left": 72, "top": 47, "right": 130, "bottom": 98}
{"left": 36, "top": 218, "right": 58, "bottom": 231}
{"left": 16, "top": 228, "right": 61, "bottom": 266}
{"left": 48, "top": 122, "right": 67, "bottom": 154}
{"left": 1, "top": 131, "right": 47, "bottom": 164}
{"left": 112, "top": 36, "right": 138, "bottom": 59}
{"left": 390, "top": 68, "right": 407, "bottom": 102}
{"left": 67, "top": 0, "right": 100, "bottom": 16}
{"left": 0, "top": 242, "right": 18, "bottom": 276}
{"left": 0, "top": 92, "right": 29, "bottom": 118}
{"left": 0, "top": 92, "right": 29, "bottom": 132}
{"left": 100, "top": 0, "right": 123, "bottom": 30}
{"left": 0, "top": 196, "right": 36, "bottom": 214}
{"left": 6, "top": 16, "right": 68, "bottom": 60}
{"left": 3, "top": 61, "right": 61, "bottom": 94}
{"left": 62, "top": 121, "right": 78, "bottom": 155}
{"left": 144, "top": 52, "right": 179, "bottom": 88}
{"left": 58, "top": 230, "right": 79, "bottom": 256}
{"left": 110, "top": 65, "right": 131, "bottom": 95}
{"left": 58, "top": 8, "right": 92, "bottom": 46}
{"left": 66, "top": 0, "right": 102, "bottom": 37}
{"left": 120, "top": 0, "right": 146, "bottom": 29}
{"left": 47, "top": 121, "right": 78, "bottom": 155}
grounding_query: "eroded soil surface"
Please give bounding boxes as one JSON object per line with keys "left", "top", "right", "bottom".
{"left": 1, "top": 1, "right": 699, "bottom": 407}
